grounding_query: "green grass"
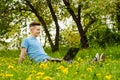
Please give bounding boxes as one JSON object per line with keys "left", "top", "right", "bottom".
{"left": 0, "top": 46, "right": 120, "bottom": 80}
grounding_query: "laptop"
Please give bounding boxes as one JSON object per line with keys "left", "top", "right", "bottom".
{"left": 49, "top": 47, "right": 79, "bottom": 63}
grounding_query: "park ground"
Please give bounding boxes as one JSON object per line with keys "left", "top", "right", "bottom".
{"left": 0, "top": 46, "right": 120, "bottom": 80}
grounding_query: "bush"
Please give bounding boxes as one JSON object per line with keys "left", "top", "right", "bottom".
{"left": 88, "top": 27, "right": 120, "bottom": 48}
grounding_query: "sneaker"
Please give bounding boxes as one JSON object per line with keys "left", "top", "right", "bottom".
{"left": 100, "top": 53, "right": 105, "bottom": 61}
{"left": 95, "top": 53, "right": 99, "bottom": 61}
{"left": 91, "top": 53, "right": 99, "bottom": 63}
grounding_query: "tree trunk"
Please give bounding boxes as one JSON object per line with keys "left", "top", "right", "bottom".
{"left": 46, "top": 0, "right": 60, "bottom": 51}
{"left": 25, "top": 0, "right": 56, "bottom": 51}
{"left": 43, "top": 35, "right": 47, "bottom": 48}
{"left": 63, "top": 0, "right": 89, "bottom": 48}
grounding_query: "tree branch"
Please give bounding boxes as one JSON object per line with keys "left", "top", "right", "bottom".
{"left": 78, "top": 4, "right": 81, "bottom": 23}
{"left": 46, "top": 0, "right": 60, "bottom": 49}
{"left": 25, "top": 0, "right": 54, "bottom": 49}
{"left": 63, "top": 0, "right": 78, "bottom": 22}
{"left": 84, "top": 15, "right": 96, "bottom": 33}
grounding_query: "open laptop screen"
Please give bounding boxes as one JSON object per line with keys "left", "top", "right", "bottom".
{"left": 63, "top": 48, "right": 79, "bottom": 61}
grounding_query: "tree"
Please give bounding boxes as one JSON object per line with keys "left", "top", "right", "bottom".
{"left": 1, "top": 0, "right": 120, "bottom": 50}
{"left": 0, "top": 0, "right": 31, "bottom": 49}
{"left": 25, "top": 0, "right": 62, "bottom": 52}
{"left": 46, "top": 0, "right": 60, "bottom": 50}
{"left": 63, "top": 0, "right": 89, "bottom": 48}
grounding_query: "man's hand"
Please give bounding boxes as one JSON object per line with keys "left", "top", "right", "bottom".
{"left": 18, "top": 48, "right": 27, "bottom": 64}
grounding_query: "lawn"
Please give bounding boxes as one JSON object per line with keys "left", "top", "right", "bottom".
{"left": 0, "top": 46, "right": 120, "bottom": 80}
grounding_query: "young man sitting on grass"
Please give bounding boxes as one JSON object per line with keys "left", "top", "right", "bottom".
{"left": 18, "top": 22, "right": 51, "bottom": 63}
{"left": 18, "top": 22, "right": 105, "bottom": 64}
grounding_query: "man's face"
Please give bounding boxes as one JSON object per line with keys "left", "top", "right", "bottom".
{"left": 30, "top": 26, "right": 40, "bottom": 37}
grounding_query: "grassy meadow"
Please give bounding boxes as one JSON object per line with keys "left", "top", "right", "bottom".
{"left": 0, "top": 46, "right": 120, "bottom": 80}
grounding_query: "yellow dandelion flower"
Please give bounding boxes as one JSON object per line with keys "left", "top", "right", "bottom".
{"left": 8, "top": 65, "right": 14, "bottom": 69}
{"left": 43, "top": 76, "right": 52, "bottom": 80}
{"left": 75, "top": 62, "right": 79, "bottom": 69}
{"left": 32, "top": 70, "right": 36, "bottom": 73}
{"left": 0, "top": 73, "right": 4, "bottom": 77}
{"left": 36, "top": 76, "right": 41, "bottom": 79}
{"left": 26, "top": 74, "right": 33, "bottom": 80}
{"left": 57, "top": 66, "right": 65, "bottom": 70}
{"left": 40, "top": 63, "right": 47, "bottom": 69}
{"left": 5, "top": 74, "right": 13, "bottom": 77}
{"left": 37, "top": 72, "right": 44, "bottom": 76}
{"left": 57, "top": 66, "right": 68, "bottom": 74}
{"left": 87, "top": 67, "right": 92, "bottom": 72}
{"left": 105, "top": 75, "right": 112, "bottom": 80}
{"left": 77, "top": 57, "right": 81, "bottom": 61}
{"left": 62, "top": 68, "right": 68, "bottom": 74}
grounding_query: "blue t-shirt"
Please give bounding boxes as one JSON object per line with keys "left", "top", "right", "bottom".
{"left": 21, "top": 36, "right": 50, "bottom": 63}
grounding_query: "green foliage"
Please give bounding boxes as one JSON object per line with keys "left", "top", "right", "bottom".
{"left": 88, "top": 27, "right": 120, "bottom": 48}
{"left": 60, "top": 25, "right": 80, "bottom": 47}
{"left": 1, "top": 0, "right": 120, "bottom": 50}
{"left": 0, "top": 0, "right": 32, "bottom": 49}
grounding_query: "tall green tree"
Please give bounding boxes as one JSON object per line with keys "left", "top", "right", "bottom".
{"left": 1, "top": 0, "right": 120, "bottom": 50}
{"left": 62, "top": 0, "right": 118, "bottom": 48}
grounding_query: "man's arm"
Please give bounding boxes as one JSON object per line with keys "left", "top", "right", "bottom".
{"left": 18, "top": 48, "right": 27, "bottom": 64}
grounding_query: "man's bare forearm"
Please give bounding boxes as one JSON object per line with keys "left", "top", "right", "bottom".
{"left": 18, "top": 48, "right": 26, "bottom": 64}
{"left": 18, "top": 56, "right": 24, "bottom": 64}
